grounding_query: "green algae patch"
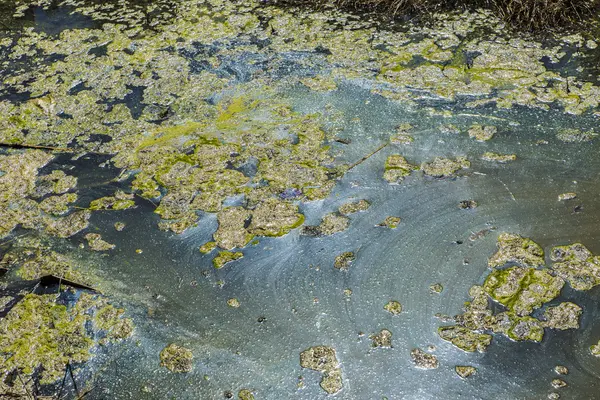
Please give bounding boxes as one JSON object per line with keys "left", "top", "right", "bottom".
{"left": 481, "top": 152, "right": 517, "bottom": 163}
{"left": 541, "top": 302, "right": 582, "bottom": 330}
{"left": 468, "top": 124, "right": 497, "bottom": 141}
{"left": 550, "top": 243, "right": 600, "bottom": 290}
{"left": 0, "top": 293, "right": 133, "bottom": 384}
{"left": 488, "top": 233, "right": 545, "bottom": 268}
{"left": 334, "top": 251, "right": 355, "bottom": 271}
{"left": 300, "top": 76, "right": 338, "bottom": 92}
{"left": 214, "top": 207, "right": 254, "bottom": 250}
{"left": 248, "top": 199, "right": 304, "bottom": 237}
{"left": 89, "top": 191, "right": 136, "bottom": 211}
{"left": 430, "top": 283, "right": 444, "bottom": 293}
{"left": 483, "top": 266, "right": 564, "bottom": 316}
{"left": 421, "top": 157, "right": 470, "bottom": 178}
{"left": 39, "top": 193, "right": 78, "bottom": 216}
{"left": 160, "top": 344, "right": 193, "bottom": 373}
{"left": 491, "top": 312, "right": 544, "bottom": 342}
{"left": 85, "top": 233, "right": 116, "bottom": 251}
{"left": 438, "top": 326, "right": 492, "bottom": 352}
{"left": 300, "top": 346, "right": 342, "bottom": 394}
{"left": 213, "top": 251, "right": 244, "bottom": 269}
{"left": 199, "top": 241, "right": 217, "bottom": 254}
{"left": 455, "top": 366, "right": 477, "bottom": 378}
{"left": 302, "top": 213, "right": 350, "bottom": 236}
{"left": 338, "top": 199, "right": 370, "bottom": 215}
{"left": 556, "top": 128, "right": 597, "bottom": 143}
{"left": 4, "top": 245, "right": 89, "bottom": 283}
{"left": 383, "top": 154, "right": 416, "bottom": 183}
{"left": 384, "top": 300, "right": 402, "bottom": 315}
{"left": 238, "top": 389, "right": 255, "bottom": 400}
{"left": 369, "top": 329, "right": 393, "bottom": 348}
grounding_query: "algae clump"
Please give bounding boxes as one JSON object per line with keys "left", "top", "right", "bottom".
{"left": 550, "top": 243, "right": 600, "bottom": 290}
{"left": 383, "top": 154, "right": 415, "bottom": 183}
{"left": 438, "top": 326, "right": 492, "bottom": 352}
{"left": 488, "top": 233, "right": 545, "bottom": 268}
{"left": 300, "top": 346, "right": 343, "bottom": 394}
{"left": 468, "top": 124, "right": 497, "bottom": 141}
{"left": 421, "top": 157, "right": 470, "bottom": 178}
{"left": 384, "top": 300, "right": 402, "bottom": 315}
{"left": 213, "top": 251, "right": 244, "bottom": 269}
{"left": 160, "top": 344, "right": 193, "bottom": 373}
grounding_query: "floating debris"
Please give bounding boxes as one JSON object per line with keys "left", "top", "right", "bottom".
{"left": 338, "top": 199, "right": 370, "bottom": 215}
{"left": 160, "top": 344, "right": 193, "bottom": 373}
{"left": 227, "top": 298, "right": 241, "bottom": 308}
{"left": 558, "top": 192, "right": 577, "bottom": 201}
{"left": 410, "top": 348, "right": 439, "bottom": 369}
{"left": 430, "top": 283, "right": 444, "bottom": 293}
{"left": 455, "top": 365, "right": 477, "bottom": 378}
{"left": 481, "top": 152, "right": 517, "bottom": 163}
{"left": 591, "top": 340, "right": 600, "bottom": 357}
{"left": 554, "top": 365, "right": 569, "bottom": 375}
{"left": 299, "top": 346, "right": 343, "bottom": 394}
{"left": 551, "top": 378, "right": 568, "bottom": 389}
{"left": 114, "top": 222, "right": 126, "bottom": 231}
{"left": 85, "top": 233, "right": 116, "bottom": 251}
{"left": 458, "top": 200, "right": 478, "bottom": 209}
{"left": 369, "top": 329, "right": 393, "bottom": 348}
{"left": 468, "top": 124, "right": 497, "bottom": 141}
{"left": 384, "top": 300, "right": 402, "bottom": 315}
{"left": 488, "top": 233, "right": 545, "bottom": 268}
{"left": 334, "top": 252, "right": 355, "bottom": 271}
{"left": 421, "top": 157, "right": 470, "bottom": 178}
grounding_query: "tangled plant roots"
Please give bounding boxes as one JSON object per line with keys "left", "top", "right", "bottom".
{"left": 278, "top": 0, "right": 598, "bottom": 30}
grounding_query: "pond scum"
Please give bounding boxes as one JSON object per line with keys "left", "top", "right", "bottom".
{"left": 1, "top": 0, "right": 600, "bottom": 397}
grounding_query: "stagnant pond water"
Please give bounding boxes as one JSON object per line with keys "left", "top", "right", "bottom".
{"left": 1, "top": 1, "right": 600, "bottom": 399}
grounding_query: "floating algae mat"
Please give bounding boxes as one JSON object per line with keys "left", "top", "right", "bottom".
{"left": 2, "top": 0, "right": 600, "bottom": 399}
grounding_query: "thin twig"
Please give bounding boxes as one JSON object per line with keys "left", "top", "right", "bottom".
{"left": 347, "top": 142, "right": 388, "bottom": 171}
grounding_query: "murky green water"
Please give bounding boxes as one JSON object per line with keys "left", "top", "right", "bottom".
{"left": 1, "top": 1, "right": 600, "bottom": 399}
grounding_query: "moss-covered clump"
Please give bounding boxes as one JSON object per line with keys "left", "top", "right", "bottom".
{"left": 0, "top": 293, "right": 133, "bottom": 384}
{"left": 160, "top": 344, "right": 193, "bottom": 373}
{"left": 421, "top": 157, "right": 470, "bottom": 178}
{"left": 383, "top": 155, "right": 415, "bottom": 183}
{"left": 550, "top": 243, "right": 600, "bottom": 290}
{"left": 238, "top": 389, "right": 255, "bottom": 400}
{"left": 438, "top": 326, "right": 492, "bottom": 352}
{"left": 488, "top": 233, "right": 545, "bottom": 268}
{"left": 558, "top": 192, "right": 577, "bottom": 201}
{"left": 213, "top": 251, "right": 244, "bottom": 269}
{"left": 300, "top": 346, "right": 342, "bottom": 394}
{"left": 491, "top": 312, "right": 545, "bottom": 342}
{"left": 591, "top": 340, "right": 600, "bottom": 357}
